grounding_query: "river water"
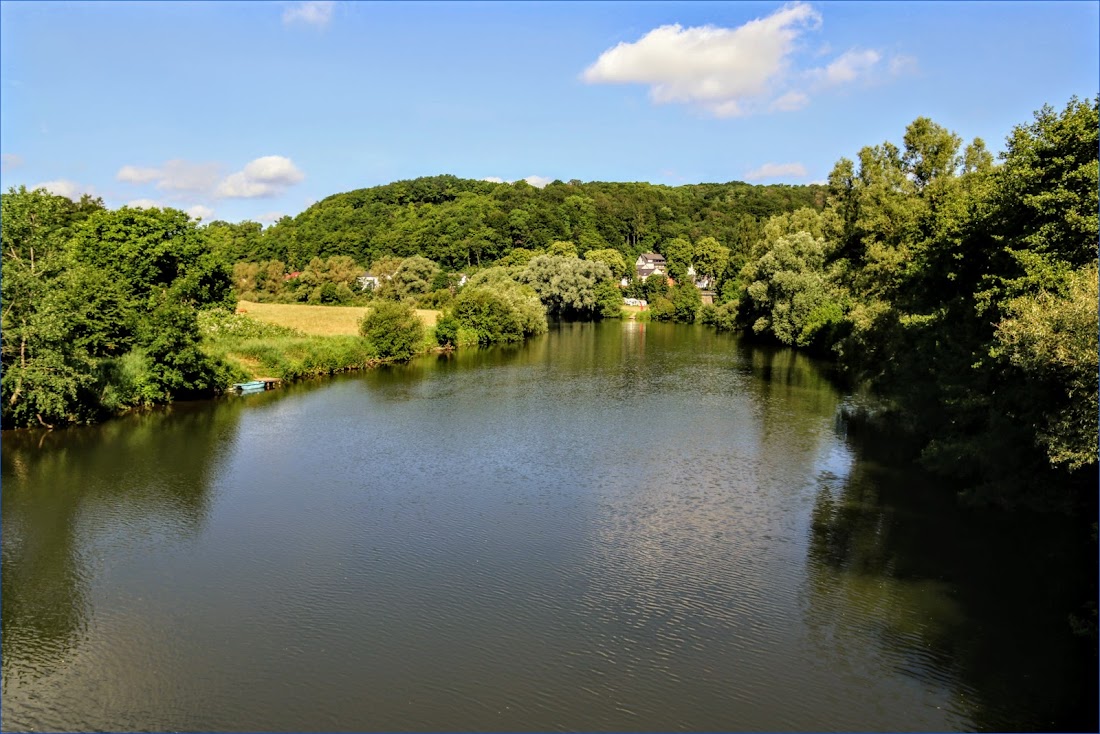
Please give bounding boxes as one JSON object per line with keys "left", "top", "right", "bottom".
{"left": 2, "top": 322, "right": 1095, "bottom": 732}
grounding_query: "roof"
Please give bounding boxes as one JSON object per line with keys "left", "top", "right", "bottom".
{"left": 638, "top": 252, "right": 666, "bottom": 261}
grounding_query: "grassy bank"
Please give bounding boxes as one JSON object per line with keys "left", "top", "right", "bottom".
{"left": 236, "top": 300, "right": 439, "bottom": 335}
{"left": 200, "top": 305, "right": 441, "bottom": 382}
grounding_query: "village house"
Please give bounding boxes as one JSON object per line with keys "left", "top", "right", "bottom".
{"left": 634, "top": 253, "right": 667, "bottom": 280}
{"left": 685, "top": 265, "right": 713, "bottom": 290}
{"left": 356, "top": 273, "right": 381, "bottom": 291}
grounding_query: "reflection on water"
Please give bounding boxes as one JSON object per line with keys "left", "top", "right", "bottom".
{"left": 807, "top": 436, "right": 1097, "bottom": 732}
{"left": 1, "top": 322, "right": 1094, "bottom": 731}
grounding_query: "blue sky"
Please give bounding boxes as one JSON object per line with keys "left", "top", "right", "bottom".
{"left": 1, "top": 1, "right": 1097, "bottom": 224}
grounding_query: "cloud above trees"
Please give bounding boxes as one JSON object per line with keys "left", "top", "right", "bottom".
{"left": 116, "top": 155, "right": 305, "bottom": 200}
{"left": 215, "top": 156, "right": 305, "bottom": 199}
{"left": 743, "top": 162, "right": 808, "bottom": 181}
{"left": 32, "top": 179, "right": 93, "bottom": 200}
{"left": 582, "top": 2, "right": 912, "bottom": 118}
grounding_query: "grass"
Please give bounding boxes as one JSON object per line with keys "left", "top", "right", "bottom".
{"left": 236, "top": 300, "right": 440, "bottom": 336}
{"left": 202, "top": 301, "right": 443, "bottom": 382}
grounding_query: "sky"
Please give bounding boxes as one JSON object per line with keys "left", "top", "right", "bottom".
{"left": 1, "top": 1, "right": 1097, "bottom": 224}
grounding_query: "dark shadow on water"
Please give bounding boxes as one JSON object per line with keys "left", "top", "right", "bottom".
{"left": 808, "top": 428, "right": 1099, "bottom": 732}
{"left": 1, "top": 401, "right": 245, "bottom": 685}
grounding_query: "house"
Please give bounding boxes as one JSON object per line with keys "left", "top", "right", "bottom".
{"left": 356, "top": 272, "right": 381, "bottom": 291}
{"left": 685, "top": 265, "right": 713, "bottom": 290}
{"left": 635, "top": 253, "right": 667, "bottom": 280}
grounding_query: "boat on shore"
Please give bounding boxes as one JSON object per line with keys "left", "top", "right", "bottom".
{"left": 232, "top": 378, "right": 281, "bottom": 394}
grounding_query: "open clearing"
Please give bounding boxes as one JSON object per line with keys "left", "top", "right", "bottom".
{"left": 237, "top": 300, "right": 440, "bottom": 336}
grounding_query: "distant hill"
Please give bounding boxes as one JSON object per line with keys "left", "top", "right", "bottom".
{"left": 208, "top": 174, "right": 826, "bottom": 269}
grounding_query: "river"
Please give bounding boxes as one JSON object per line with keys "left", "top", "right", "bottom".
{"left": 2, "top": 321, "right": 1095, "bottom": 731}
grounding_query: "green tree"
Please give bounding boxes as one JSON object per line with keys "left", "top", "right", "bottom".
{"left": 520, "top": 255, "right": 618, "bottom": 319}
{"left": 359, "top": 300, "right": 424, "bottom": 361}
{"left": 693, "top": 236, "right": 730, "bottom": 280}
{"left": 583, "top": 248, "right": 628, "bottom": 279}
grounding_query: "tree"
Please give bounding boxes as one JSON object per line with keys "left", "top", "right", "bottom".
{"left": 740, "top": 230, "right": 844, "bottom": 348}
{"left": 693, "top": 236, "right": 730, "bottom": 280}
{"left": 660, "top": 236, "right": 693, "bottom": 279}
{"left": 902, "top": 116, "right": 962, "bottom": 189}
{"left": 583, "top": 248, "right": 628, "bottom": 279}
{"left": 380, "top": 255, "right": 440, "bottom": 300}
{"left": 519, "top": 255, "right": 617, "bottom": 319}
{"left": 359, "top": 300, "right": 423, "bottom": 361}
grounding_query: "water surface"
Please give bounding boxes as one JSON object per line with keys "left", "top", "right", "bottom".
{"left": 2, "top": 322, "right": 1094, "bottom": 731}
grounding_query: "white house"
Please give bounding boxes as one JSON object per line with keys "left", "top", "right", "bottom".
{"left": 356, "top": 273, "right": 381, "bottom": 291}
{"left": 635, "top": 253, "right": 667, "bottom": 280}
{"left": 685, "top": 265, "right": 713, "bottom": 290}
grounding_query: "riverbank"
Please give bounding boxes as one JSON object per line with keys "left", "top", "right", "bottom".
{"left": 200, "top": 304, "right": 444, "bottom": 383}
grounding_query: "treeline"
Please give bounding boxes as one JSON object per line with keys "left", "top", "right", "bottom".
{"left": 207, "top": 178, "right": 824, "bottom": 271}
{"left": 709, "top": 97, "right": 1098, "bottom": 513}
{"left": 1, "top": 196, "right": 238, "bottom": 427}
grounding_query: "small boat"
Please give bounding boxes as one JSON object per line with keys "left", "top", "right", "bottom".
{"left": 232, "top": 380, "right": 267, "bottom": 393}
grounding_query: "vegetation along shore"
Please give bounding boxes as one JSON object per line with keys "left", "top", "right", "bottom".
{"left": 3, "top": 97, "right": 1096, "bottom": 522}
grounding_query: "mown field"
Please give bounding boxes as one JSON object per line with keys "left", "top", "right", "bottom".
{"left": 236, "top": 300, "right": 440, "bottom": 335}
{"left": 201, "top": 301, "right": 442, "bottom": 382}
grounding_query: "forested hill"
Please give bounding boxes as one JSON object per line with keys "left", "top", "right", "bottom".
{"left": 206, "top": 176, "right": 826, "bottom": 270}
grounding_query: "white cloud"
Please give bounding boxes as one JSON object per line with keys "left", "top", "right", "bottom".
{"left": 156, "top": 160, "right": 222, "bottom": 192}
{"left": 116, "top": 165, "right": 160, "bottom": 184}
{"left": 768, "top": 91, "right": 809, "bottom": 112}
{"left": 283, "top": 1, "right": 334, "bottom": 28}
{"left": 257, "top": 211, "right": 286, "bottom": 224}
{"left": 187, "top": 204, "right": 215, "bottom": 221}
{"left": 810, "top": 48, "right": 881, "bottom": 86}
{"left": 523, "top": 175, "right": 552, "bottom": 188}
{"left": 116, "top": 159, "right": 222, "bottom": 193}
{"left": 582, "top": 3, "right": 821, "bottom": 117}
{"left": 1, "top": 153, "right": 24, "bottom": 170}
{"left": 583, "top": 3, "right": 911, "bottom": 118}
{"left": 744, "top": 162, "right": 808, "bottom": 181}
{"left": 215, "top": 156, "right": 305, "bottom": 199}
{"left": 482, "top": 176, "right": 506, "bottom": 184}
{"left": 126, "top": 198, "right": 162, "bottom": 209}
{"left": 33, "top": 180, "right": 92, "bottom": 200}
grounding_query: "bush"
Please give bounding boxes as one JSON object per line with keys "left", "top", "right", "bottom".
{"left": 358, "top": 300, "right": 424, "bottom": 361}
{"left": 435, "top": 312, "right": 459, "bottom": 347}
{"left": 701, "top": 301, "right": 740, "bottom": 331}
{"left": 650, "top": 284, "right": 701, "bottom": 323}
{"left": 452, "top": 288, "right": 525, "bottom": 345}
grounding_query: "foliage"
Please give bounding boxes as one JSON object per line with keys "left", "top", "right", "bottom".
{"left": 451, "top": 272, "right": 547, "bottom": 345}
{"left": 226, "top": 174, "right": 822, "bottom": 271}
{"left": 700, "top": 300, "right": 739, "bottom": 331}
{"left": 739, "top": 229, "right": 846, "bottom": 348}
{"left": 519, "top": 255, "right": 618, "bottom": 319}
{"left": 197, "top": 308, "right": 302, "bottom": 340}
{"left": 716, "top": 96, "right": 1098, "bottom": 511}
{"left": 1, "top": 190, "right": 239, "bottom": 427}
{"left": 378, "top": 255, "right": 441, "bottom": 300}
{"left": 992, "top": 263, "right": 1099, "bottom": 472}
{"left": 358, "top": 300, "right": 424, "bottom": 361}
{"left": 583, "top": 248, "right": 628, "bottom": 279}
{"left": 434, "top": 312, "right": 460, "bottom": 347}
{"left": 650, "top": 283, "right": 702, "bottom": 323}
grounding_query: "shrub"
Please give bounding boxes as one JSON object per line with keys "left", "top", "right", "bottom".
{"left": 358, "top": 300, "right": 424, "bottom": 361}
{"left": 435, "top": 312, "right": 459, "bottom": 347}
{"left": 701, "top": 301, "right": 739, "bottom": 331}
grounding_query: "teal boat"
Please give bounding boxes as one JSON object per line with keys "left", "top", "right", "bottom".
{"left": 232, "top": 380, "right": 267, "bottom": 393}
